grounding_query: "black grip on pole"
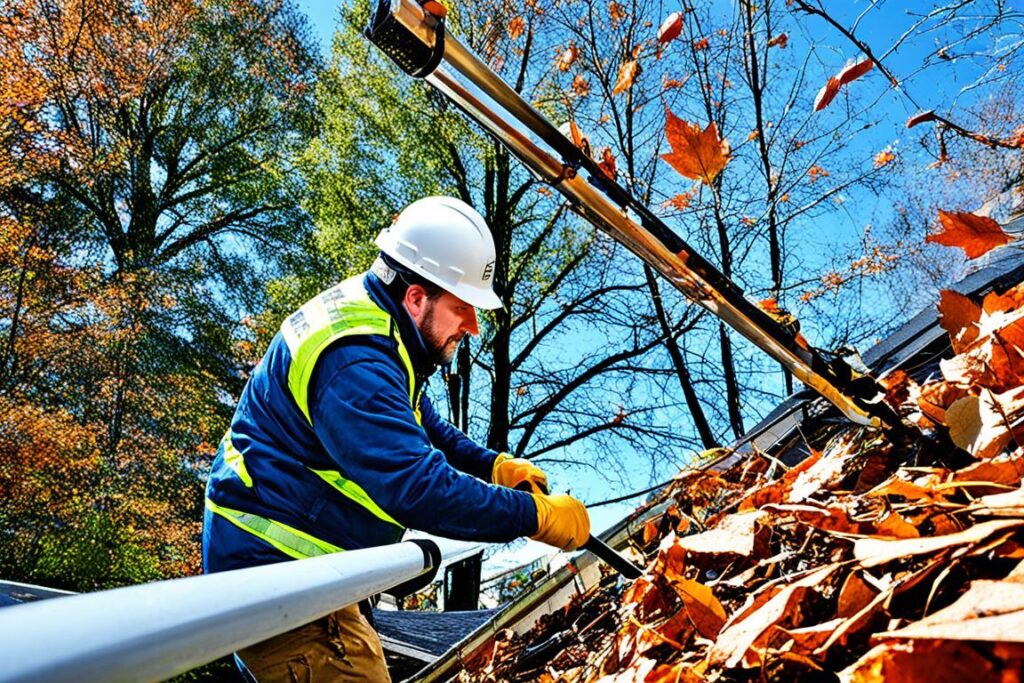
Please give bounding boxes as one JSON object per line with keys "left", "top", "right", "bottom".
{"left": 582, "top": 536, "right": 643, "bottom": 579}
{"left": 384, "top": 539, "right": 442, "bottom": 598}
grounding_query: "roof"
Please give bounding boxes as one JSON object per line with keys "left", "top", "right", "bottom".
{"left": 373, "top": 608, "right": 500, "bottom": 661}
{"left": 411, "top": 220, "right": 1024, "bottom": 682}
{"left": 0, "top": 580, "right": 73, "bottom": 609}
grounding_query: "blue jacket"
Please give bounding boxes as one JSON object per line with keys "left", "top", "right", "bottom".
{"left": 203, "top": 272, "right": 537, "bottom": 573}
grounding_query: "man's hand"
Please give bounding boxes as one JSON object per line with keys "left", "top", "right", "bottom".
{"left": 492, "top": 453, "right": 549, "bottom": 494}
{"left": 530, "top": 493, "right": 590, "bottom": 551}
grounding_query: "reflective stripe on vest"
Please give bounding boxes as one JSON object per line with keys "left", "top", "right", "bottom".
{"left": 279, "top": 275, "right": 420, "bottom": 425}
{"left": 205, "top": 497, "right": 343, "bottom": 560}
{"left": 220, "top": 431, "right": 253, "bottom": 487}
{"left": 308, "top": 468, "right": 403, "bottom": 528}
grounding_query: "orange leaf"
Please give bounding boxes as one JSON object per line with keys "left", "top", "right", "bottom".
{"left": 608, "top": 1, "right": 627, "bottom": 24}
{"left": 906, "top": 110, "right": 938, "bottom": 128}
{"left": 937, "top": 289, "right": 982, "bottom": 353}
{"left": 657, "top": 12, "right": 682, "bottom": 44}
{"left": 660, "top": 108, "right": 730, "bottom": 185}
{"left": 873, "top": 148, "right": 895, "bottom": 168}
{"left": 421, "top": 0, "right": 448, "bottom": 18}
{"left": 672, "top": 577, "right": 727, "bottom": 638}
{"left": 927, "top": 210, "right": 1010, "bottom": 259}
{"left": 612, "top": 59, "right": 640, "bottom": 94}
{"left": 814, "top": 58, "right": 873, "bottom": 111}
{"left": 557, "top": 44, "right": 579, "bottom": 72}
{"left": 767, "top": 33, "right": 788, "bottom": 49}
{"left": 693, "top": 37, "right": 709, "bottom": 51}
{"left": 662, "top": 192, "right": 693, "bottom": 211}
{"left": 507, "top": 16, "right": 525, "bottom": 40}
{"left": 854, "top": 518, "right": 1024, "bottom": 568}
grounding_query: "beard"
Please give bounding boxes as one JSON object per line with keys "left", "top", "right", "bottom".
{"left": 420, "top": 302, "right": 464, "bottom": 366}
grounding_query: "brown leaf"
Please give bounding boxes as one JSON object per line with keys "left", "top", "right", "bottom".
{"left": 660, "top": 108, "right": 730, "bottom": 185}
{"left": 557, "top": 45, "right": 579, "bottom": 72}
{"left": 937, "top": 289, "right": 982, "bottom": 353}
{"left": 571, "top": 73, "right": 590, "bottom": 97}
{"left": 673, "top": 577, "right": 727, "bottom": 638}
{"left": 767, "top": 33, "right": 788, "bottom": 49}
{"left": 709, "top": 564, "right": 839, "bottom": 668}
{"left": 855, "top": 518, "right": 1024, "bottom": 568}
{"left": 906, "top": 110, "right": 938, "bottom": 128}
{"left": 878, "top": 578, "right": 1024, "bottom": 642}
{"left": 843, "top": 639, "right": 1024, "bottom": 682}
{"left": 612, "top": 60, "right": 640, "bottom": 94}
{"left": 693, "top": 37, "right": 709, "bottom": 51}
{"left": 675, "top": 509, "right": 766, "bottom": 559}
{"left": 927, "top": 210, "right": 1011, "bottom": 259}
{"left": 608, "top": 1, "right": 627, "bottom": 25}
{"left": 814, "top": 58, "right": 873, "bottom": 111}
{"left": 837, "top": 570, "right": 879, "bottom": 618}
{"left": 598, "top": 147, "right": 617, "bottom": 180}
{"left": 657, "top": 12, "right": 682, "bottom": 44}
{"left": 873, "top": 148, "right": 895, "bottom": 168}
{"left": 945, "top": 389, "right": 1017, "bottom": 459}
{"left": 507, "top": 16, "right": 525, "bottom": 40}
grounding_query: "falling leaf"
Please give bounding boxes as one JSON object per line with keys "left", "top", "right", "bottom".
{"left": 807, "top": 164, "right": 829, "bottom": 182}
{"left": 598, "top": 147, "right": 617, "bottom": 180}
{"left": 814, "top": 58, "right": 873, "bottom": 112}
{"left": 507, "top": 16, "right": 525, "bottom": 40}
{"left": 612, "top": 59, "right": 640, "bottom": 94}
{"left": 767, "top": 33, "right": 788, "bottom": 49}
{"left": 662, "top": 192, "right": 693, "bottom": 211}
{"left": 557, "top": 45, "right": 579, "bottom": 72}
{"left": 571, "top": 73, "right": 590, "bottom": 97}
{"left": 662, "top": 76, "right": 689, "bottom": 91}
{"left": 873, "top": 148, "right": 895, "bottom": 168}
{"left": 660, "top": 108, "right": 731, "bottom": 185}
{"left": 693, "top": 37, "right": 710, "bottom": 51}
{"left": 657, "top": 12, "right": 682, "bottom": 44}
{"left": 927, "top": 210, "right": 1011, "bottom": 259}
{"left": 609, "top": 1, "right": 627, "bottom": 24}
{"left": 907, "top": 110, "right": 938, "bottom": 128}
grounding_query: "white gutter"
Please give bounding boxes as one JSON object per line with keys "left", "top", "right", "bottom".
{"left": 0, "top": 540, "right": 439, "bottom": 683}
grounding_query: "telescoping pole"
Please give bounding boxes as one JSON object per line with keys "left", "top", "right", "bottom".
{"left": 363, "top": 0, "right": 905, "bottom": 434}
{"left": 0, "top": 540, "right": 440, "bottom": 683}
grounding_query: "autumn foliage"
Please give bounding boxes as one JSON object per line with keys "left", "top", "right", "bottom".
{"left": 460, "top": 277, "right": 1024, "bottom": 680}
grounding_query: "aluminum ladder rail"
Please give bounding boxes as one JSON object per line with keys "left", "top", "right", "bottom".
{"left": 363, "top": 0, "right": 905, "bottom": 434}
{"left": 0, "top": 539, "right": 440, "bottom": 683}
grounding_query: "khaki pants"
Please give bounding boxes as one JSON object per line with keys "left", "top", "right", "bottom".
{"left": 236, "top": 604, "right": 392, "bottom": 682}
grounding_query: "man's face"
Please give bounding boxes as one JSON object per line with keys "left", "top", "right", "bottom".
{"left": 413, "top": 290, "right": 480, "bottom": 365}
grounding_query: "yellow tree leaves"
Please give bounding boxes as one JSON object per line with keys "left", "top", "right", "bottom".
{"left": 927, "top": 210, "right": 1011, "bottom": 259}
{"left": 814, "top": 58, "right": 874, "bottom": 111}
{"left": 660, "top": 108, "right": 731, "bottom": 185}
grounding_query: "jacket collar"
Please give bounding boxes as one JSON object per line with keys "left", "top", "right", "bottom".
{"left": 363, "top": 271, "right": 437, "bottom": 379}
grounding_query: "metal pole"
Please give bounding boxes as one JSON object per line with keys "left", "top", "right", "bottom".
{"left": 363, "top": 0, "right": 906, "bottom": 434}
{"left": 0, "top": 540, "right": 439, "bottom": 683}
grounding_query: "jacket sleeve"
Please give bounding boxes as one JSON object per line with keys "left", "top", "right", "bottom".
{"left": 419, "top": 395, "right": 501, "bottom": 482}
{"left": 308, "top": 340, "right": 538, "bottom": 542}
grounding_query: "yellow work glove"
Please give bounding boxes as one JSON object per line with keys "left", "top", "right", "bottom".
{"left": 530, "top": 493, "right": 590, "bottom": 551}
{"left": 492, "top": 453, "right": 549, "bottom": 494}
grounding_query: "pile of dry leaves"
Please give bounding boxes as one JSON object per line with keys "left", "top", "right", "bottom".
{"left": 460, "top": 279, "right": 1024, "bottom": 682}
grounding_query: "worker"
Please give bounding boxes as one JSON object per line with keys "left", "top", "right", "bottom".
{"left": 202, "top": 196, "right": 590, "bottom": 682}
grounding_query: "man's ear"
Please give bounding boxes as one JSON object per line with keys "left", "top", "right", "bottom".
{"left": 403, "top": 284, "right": 429, "bottom": 322}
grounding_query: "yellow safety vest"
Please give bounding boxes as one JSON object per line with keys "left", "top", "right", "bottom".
{"left": 206, "top": 276, "right": 421, "bottom": 559}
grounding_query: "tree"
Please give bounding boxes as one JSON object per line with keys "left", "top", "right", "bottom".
{"left": 0, "top": 0, "right": 320, "bottom": 588}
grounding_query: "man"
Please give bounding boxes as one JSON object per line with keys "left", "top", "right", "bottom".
{"left": 203, "top": 196, "right": 590, "bottom": 681}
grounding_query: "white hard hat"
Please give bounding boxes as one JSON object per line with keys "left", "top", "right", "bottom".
{"left": 375, "top": 196, "right": 502, "bottom": 310}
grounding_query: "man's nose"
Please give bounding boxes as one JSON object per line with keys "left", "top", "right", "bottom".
{"left": 462, "top": 308, "right": 479, "bottom": 336}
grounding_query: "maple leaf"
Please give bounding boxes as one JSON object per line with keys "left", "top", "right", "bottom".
{"left": 873, "top": 148, "right": 895, "bottom": 168}
{"left": 662, "top": 192, "right": 693, "bottom": 211}
{"left": 612, "top": 59, "right": 640, "bottom": 94}
{"left": 660, "top": 107, "right": 731, "bottom": 185}
{"left": 658, "top": 12, "right": 682, "bottom": 44}
{"left": 767, "top": 33, "right": 788, "bottom": 49}
{"left": 507, "top": 16, "right": 525, "bottom": 40}
{"left": 814, "top": 58, "right": 873, "bottom": 112}
{"left": 906, "top": 110, "right": 938, "bottom": 128}
{"left": 556, "top": 45, "right": 578, "bottom": 72}
{"left": 927, "top": 210, "right": 1011, "bottom": 259}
